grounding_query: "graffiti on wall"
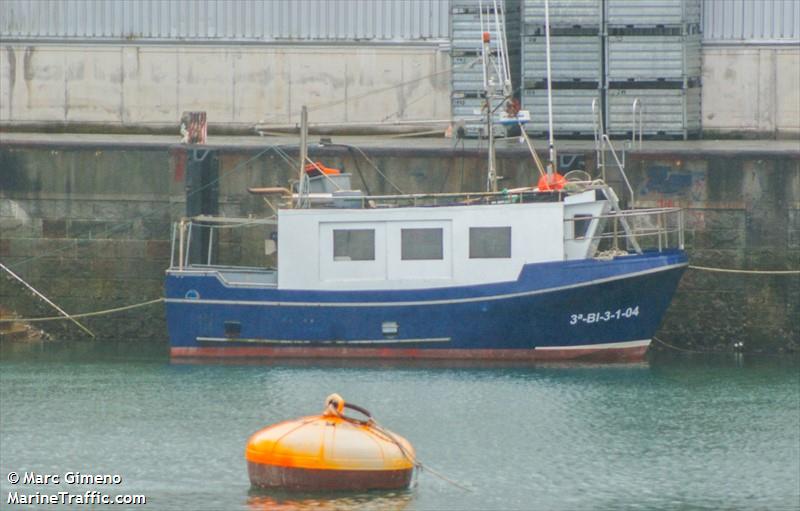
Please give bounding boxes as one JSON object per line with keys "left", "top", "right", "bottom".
{"left": 637, "top": 162, "right": 707, "bottom": 207}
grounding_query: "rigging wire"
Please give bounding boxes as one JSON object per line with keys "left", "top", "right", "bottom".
{"left": 269, "top": 59, "right": 478, "bottom": 122}
{"left": 336, "top": 143, "right": 405, "bottom": 194}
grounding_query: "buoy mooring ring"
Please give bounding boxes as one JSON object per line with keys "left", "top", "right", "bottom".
{"left": 245, "top": 394, "right": 415, "bottom": 491}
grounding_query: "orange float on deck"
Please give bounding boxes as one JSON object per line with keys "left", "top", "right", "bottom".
{"left": 304, "top": 161, "right": 341, "bottom": 176}
{"left": 245, "top": 394, "right": 415, "bottom": 491}
{"left": 537, "top": 172, "right": 566, "bottom": 191}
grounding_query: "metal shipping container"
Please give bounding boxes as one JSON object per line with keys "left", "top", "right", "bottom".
{"left": 451, "top": 53, "right": 520, "bottom": 91}
{"left": 452, "top": 17, "right": 510, "bottom": 51}
{"left": 606, "top": 0, "right": 701, "bottom": 27}
{"left": 451, "top": 94, "right": 511, "bottom": 138}
{"left": 451, "top": 1, "right": 521, "bottom": 138}
{"left": 522, "top": 34, "right": 602, "bottom": 82}
{"left": 450, "top": 0, "right": 521, "bottom": 106}
{"left": 0, "top": 0, "right": 449, "bottom": 42}
{"left": 523, "top": 0, "right": 601, "bottom": 28}
{"left": 451, "top": 53, "right": 492, "bottom": 92}
{"left": 521, "top": 87, "right": 601, "bottom": 135}
{"left": 606, "top": 33, "right": 702, "bottom": 82}
{"left": 606, "top": 87, "right": 701, "bottom": 138}
{"left": 451, "top": 0, "right": 521, "bottom": 50}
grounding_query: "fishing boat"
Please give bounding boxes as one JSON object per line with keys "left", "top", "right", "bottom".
{"left": 164, "top": 2, "right": 687, "bottom": 362}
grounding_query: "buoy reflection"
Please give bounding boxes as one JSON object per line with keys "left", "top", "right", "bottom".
{"left": 247, "top": 490, "right": 413, "bottom": 511}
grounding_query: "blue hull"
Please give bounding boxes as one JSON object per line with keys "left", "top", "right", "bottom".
{"left": 165, "top": 250, "right": 687, "bottom": 361}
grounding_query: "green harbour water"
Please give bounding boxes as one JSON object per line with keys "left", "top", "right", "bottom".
{"left": 1, "top": 342, "right": 798, "bottom": 511}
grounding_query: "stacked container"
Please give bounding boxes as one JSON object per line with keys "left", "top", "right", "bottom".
{"left": 451, "top": 0, "right": 521, "bottom": 138}
{"left": 605, "top": 0, "right": 702, "bottom": 138}
{"left": 521, "top": 0, "right": 602, "bottom": 136}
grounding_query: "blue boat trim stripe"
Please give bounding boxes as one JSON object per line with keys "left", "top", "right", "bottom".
{"left": 166, "top": 262, "right": 687, "bottom": 308}
{"left": 196, "top": 336, "right": 451, "bottom": 345}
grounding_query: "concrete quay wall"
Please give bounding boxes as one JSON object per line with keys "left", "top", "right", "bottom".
{"left": 1, "top": 43, "right": 799, "bottom": 137}
{"left": 0, "top": 139, "right": 798, "bottom": 352}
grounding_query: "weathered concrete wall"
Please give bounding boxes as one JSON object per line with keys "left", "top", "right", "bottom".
{"left": 0, "top": 140, "right": 798, "bottom": 351}
{"left": 702, "top": 45, "right": 800, "bottom": 138}
{"left": 627, "top": 153, "right": 800, "bottom": 352}
{"left": 0, "top": 142, "right": 179, "bottom": 340}
{"left": 3, "top": 43, "right": 800, "bottom": 138}
{"left": 0, "top": 44, "right": 450, "bottom": 129}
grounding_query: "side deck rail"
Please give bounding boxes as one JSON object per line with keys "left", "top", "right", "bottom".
{"left": 565, "top": 207, "right": 684, "bottom": 254}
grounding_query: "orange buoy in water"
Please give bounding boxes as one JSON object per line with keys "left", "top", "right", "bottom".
{"left": 245, "top": 394, "right": 415, "bottom": 491}
{"left": 537, "top": 172, "right": 566, "bottom": 191}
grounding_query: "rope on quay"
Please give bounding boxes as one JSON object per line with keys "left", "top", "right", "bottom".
{"left": 689, "top": 265, "right": 800, "bottom": 275}
{"left": 0, "top": 298, "right": 165, "bottom": 323}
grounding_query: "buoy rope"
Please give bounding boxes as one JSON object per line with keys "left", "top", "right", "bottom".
{"left": 368, "top": 419, "right": 473, "bottom": 493}
{"left": 0, "top": 298, "right": 164, "bottom": 323}
{"left": 652, "top": 335, "right": 711, "bottom": 354}
{"left": 325, "top": 395, "right": 472, "bottom": 492}
{"left": 688, "top": 265, "right": 800, "bottom": 275}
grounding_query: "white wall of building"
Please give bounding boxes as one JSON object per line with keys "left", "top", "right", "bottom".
{"left": 2, "top": 1, "right": 799, "bottom": 136}
{"left": 702, "top": 45, "right": 800, "bottom": 137}
{"left": 0, "top": 43, "right": 451, "bottom": 129}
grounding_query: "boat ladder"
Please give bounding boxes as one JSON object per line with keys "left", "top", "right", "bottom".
{"left": 591, "top": 98, "right": 643, "bottom": 254}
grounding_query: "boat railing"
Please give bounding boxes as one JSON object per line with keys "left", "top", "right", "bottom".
{"left": 170, "top": 215, "right": 277, "bottom": 271}
{"left": 592, "top": 98, "right": 637, "bottom": 207}
{"left": 565, "top": 207, "right": 684, "bottom": 254}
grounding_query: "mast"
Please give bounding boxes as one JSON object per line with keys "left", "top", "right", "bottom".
{"left": 297, "top": 105, "right": 308, "bottom": 207}
{"left": 483, "top": 29, "right": 498, "bottom": 193}
{"left": 544, "top": 0, "right": 557, "bottom": 176}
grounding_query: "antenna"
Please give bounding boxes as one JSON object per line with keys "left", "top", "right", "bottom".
{"left": 297, "top": 105, "right": 308, "bottom": 208}
{"left": 544, "top": 0, "right": 557, "bottom": 176}
{"left": 482, "top": 29, "right": 498, "bottom": 193}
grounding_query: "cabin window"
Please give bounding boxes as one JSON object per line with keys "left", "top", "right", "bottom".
{"left": 573, "top": 214, "right": 593, "bottom": 240}
{"left": 469, "top": 227, "right": 511, "bottom": 259}
{"left": 401, "top": 228, "right": 443, "bottom": 260}
{"left": 333, "top": 229, "right": 375, "bottom": 261}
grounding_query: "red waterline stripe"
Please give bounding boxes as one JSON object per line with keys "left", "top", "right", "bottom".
{"left": 170, "top": 344, "right": 649, "bottom": 363}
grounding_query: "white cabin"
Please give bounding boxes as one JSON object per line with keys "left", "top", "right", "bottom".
{"left": 277, "top": 190, "right": 609, "bottom": 291}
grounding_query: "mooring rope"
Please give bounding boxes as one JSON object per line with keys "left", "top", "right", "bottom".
{"left": 688, "top": 265, "right": 800, "bottom": 275}
{"left": 0, "top": 298, "right": 164, "bottom": 323}
{"left": 651, "top": 335, "right": 710, "bottom": 354}
{"left": 368, "top": 419, "right": 473, "bottom": 493}
{"left": 324, "top": 395, "right": 473, "bottom": 493}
